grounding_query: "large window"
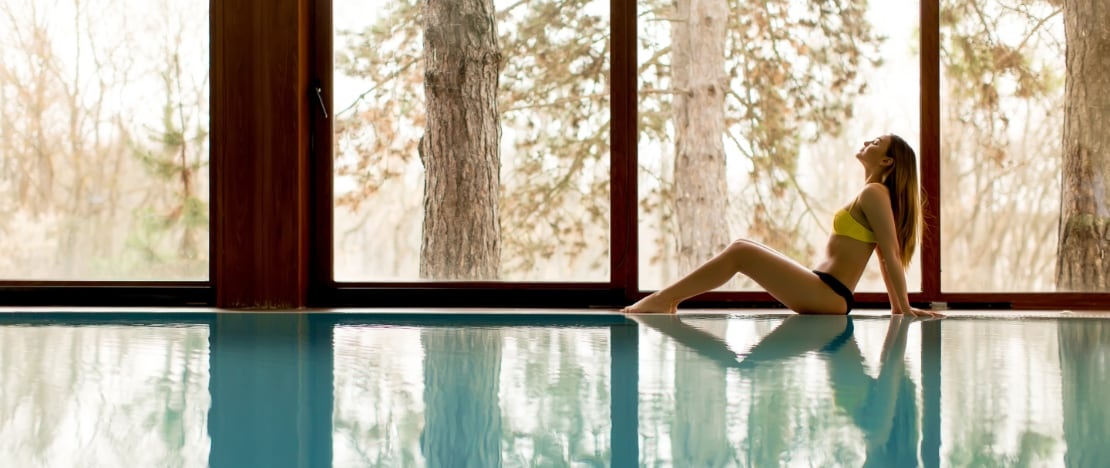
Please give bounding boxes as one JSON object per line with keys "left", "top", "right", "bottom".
{"left": 636, "top": 1, "right": 921, "bottom": 292}
{"left": 5, "top": 0, "right": 1110, "bottom": 307}
{"left": 331, "top": 0, "right": 611, "bottom": 282}
{"left": 0, "top": 0, "right": 209, "bottom": 281}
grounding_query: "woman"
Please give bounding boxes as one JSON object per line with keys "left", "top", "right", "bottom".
{"left": 623, "top": 134, "right": 941, "bottom": 317}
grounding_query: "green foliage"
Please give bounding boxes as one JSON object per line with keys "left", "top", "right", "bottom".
{"left": 947, "top": 427, "right": 1056, "bottom": 467}
{"left": 124, "top": 54, "right": 209, "bottom": 277}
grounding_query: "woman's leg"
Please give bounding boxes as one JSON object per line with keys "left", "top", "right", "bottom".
{"left": 738, "top": 315, "right": 852, "bottom": 366}
{"left": 622, "top": 239, "right": 846, "bottom": 314}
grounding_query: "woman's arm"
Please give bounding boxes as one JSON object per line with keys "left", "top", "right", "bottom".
{"left": 859, "top": 184, "right": 938, "bottom": 317}
{"left": 856, "top": 315, "right": 914, "bottom": 447}
{"left": 874, "top": 247, "right": 913, "bottom": 314}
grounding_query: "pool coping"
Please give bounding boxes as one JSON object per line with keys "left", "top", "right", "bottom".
{"left": 0, "top": 306, "right": 1108, "bottom": 319}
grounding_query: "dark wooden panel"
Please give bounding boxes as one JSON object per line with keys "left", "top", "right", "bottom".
{"left": 920, "top": 0, "right": 942, "bottom": 299}
{"left": 937, "top": 293, "right": 1110, "bottom": 310}
{"left": 322, "top": 286, "right": 627, "bottom": 308}
{"left": 612, "top": 0, "right": 639, "bottom": 299}
{"left": 0, "top": 284, "right": 212, "bottom": 307}
{"left": 309, "top": 0, "right": 335, "bottom": 298}
{"left": 212, "top": 0, "right": 313, "bottom": 308}
{"left": 611, "top": 0, "right": 638, "bottom": 299}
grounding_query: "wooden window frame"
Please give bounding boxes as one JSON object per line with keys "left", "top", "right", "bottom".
{"left": 0, "top": 0, "right": 1107, "bottom": 310}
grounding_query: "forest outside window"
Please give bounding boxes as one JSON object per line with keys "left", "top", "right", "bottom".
{"left": 0, "top": 0, "right": 210, "bottom": 281}
{"left": 330, "top": 0, "right": 612, "bottom": 283}
{"left": 2, "top": 0, "right": 1105, "bottom": 306}
{"left": 938, "top": 0, "right": 1080, "bottom": 293}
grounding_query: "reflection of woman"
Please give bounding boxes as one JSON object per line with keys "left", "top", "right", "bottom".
{"left": 631, "top": 314, "right": 923, "bottom": 465}
{"left": 624, "top": 135, "right": 941, "bottom": 317}
{"left": 819, "top": 315, "right": 919, "bottom": 467}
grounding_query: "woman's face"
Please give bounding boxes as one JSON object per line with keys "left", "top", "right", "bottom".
{"left": 856, "top": 135, "right": 892, "bottom": 168}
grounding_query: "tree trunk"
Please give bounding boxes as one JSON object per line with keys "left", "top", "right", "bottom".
{"left": 420, "top": 0, "right": 502, "bottom": 280}
{"left": 421, "top": 329, "right": 502, "bottom": 467}
{"left": 1056, "top": 0, "right": 1110, "bottom": 291}
{"left": 672, "top": 0, "right": 730, "bottom": 274}
{"left": 669, "top": 4, "right": 730, "bottom": 455}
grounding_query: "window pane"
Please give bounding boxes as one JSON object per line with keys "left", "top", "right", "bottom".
{"left": 332, "top": 0, "right": 611, "bottom": 282}
{"left": 0, "top": 0, "right": 210, "bottom": 280}
{"left": 939, "top": 0, "right": 1064, "bottom": 292}
{"left": 637, "top": 0, "right": 921, "bottom": 292}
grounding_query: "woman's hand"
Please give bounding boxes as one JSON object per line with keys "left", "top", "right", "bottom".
{"left": 893, "top": 306, "right": 946, "bottom": 319}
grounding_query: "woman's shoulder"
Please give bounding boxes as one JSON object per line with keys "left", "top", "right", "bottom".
{"left": 856, "top": 183, "right": 892, "bottom": 210}
{"left": 860, "top": 181, "right": 889, "bottom": 192}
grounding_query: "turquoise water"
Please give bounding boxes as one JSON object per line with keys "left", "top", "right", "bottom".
{"left": 0, "top": 312, "right": 1106, "bottom": 467}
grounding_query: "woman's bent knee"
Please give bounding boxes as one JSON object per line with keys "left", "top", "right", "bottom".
{"left": 726, "top": 239, "right": 760, "bottom": 254}
{"left": 724, "top": 239, "right": 759, "bottom": 266}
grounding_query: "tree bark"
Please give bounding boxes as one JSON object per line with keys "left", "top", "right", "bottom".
{"left": 672, "top": 0, "right": 730, "bottom": 274}
{"left": 670, "top": 3, "right": 731, "bottom": 454}
{"left": 1057, "top": 0, "right": 1110, "bottom": 291}
{"left": 420, "top": 0, "right": 502, "bottom": 280}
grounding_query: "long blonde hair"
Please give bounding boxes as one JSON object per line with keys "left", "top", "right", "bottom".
{"left": 882, "top": 135, "right": 922, "bottom": 267}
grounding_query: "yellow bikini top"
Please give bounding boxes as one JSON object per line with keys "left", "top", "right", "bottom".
{"left": 832, "top": 201, "right": 876, "bottom": 243}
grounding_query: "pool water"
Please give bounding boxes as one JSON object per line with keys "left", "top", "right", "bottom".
{"left": 0, "top": 311, "right": 1106, "bottom": 467}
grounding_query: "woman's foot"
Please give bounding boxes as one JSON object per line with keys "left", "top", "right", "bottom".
{"left": 621, "top": 293, "right": 678, "bottom": 314}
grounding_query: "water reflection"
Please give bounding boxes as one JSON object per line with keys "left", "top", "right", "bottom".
{"left": 1, "top": 313, "right": 1109, "bottom": 467}
{"left": 208, "top": 314, "right": 332, "bottom": 468}
{"left": 1059, "top": 319, "right": 1110, "bottom": 467}
{"left": 419, "top": 327, "right": 502, "bottom": 466}
{"left": 332, "top": 323, "right": 616, "bottom": 467}
{"left": 634, "top": 314, "right": 922, "bottom": 466}
{"left": 0, "top": 323, "right": 209, "bottom": 467}
{"left": 941, "top": 319, "right": 1065, "bottom": 466}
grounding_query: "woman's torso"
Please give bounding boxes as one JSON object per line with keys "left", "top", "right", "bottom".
{"left": 814, "top": 201, "right": 878, "bottom": 291}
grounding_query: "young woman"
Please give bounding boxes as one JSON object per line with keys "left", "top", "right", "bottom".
{"left": 623, "top": 134, "right": 941, "bottom": 317}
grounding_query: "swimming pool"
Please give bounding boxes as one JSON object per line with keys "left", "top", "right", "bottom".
{"left": 0, "top": 311, "right": 1105, "bottom": 467}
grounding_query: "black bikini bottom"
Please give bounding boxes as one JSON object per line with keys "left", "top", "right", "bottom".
{"left": 820, "top": 317, "right": 855, "bottom": 353}
{"left": 813, "top": 270, "right": 853, "bottom": 314}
